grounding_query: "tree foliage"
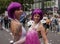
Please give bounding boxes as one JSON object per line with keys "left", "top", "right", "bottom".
{"left": 0, "top": 0, "right": 11, "bottom": 14}
{"left": 11, "top": 0, "right": 34, "bottom": 11}
{"left": 0, "top": 0, "right": 34, "bottom": 14}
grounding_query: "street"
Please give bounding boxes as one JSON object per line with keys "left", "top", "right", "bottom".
{"left": 47, "top": 30, "right": 60, "bottom": 44}
{"left": 0, "top": 28, "right": 60, "bottom": 44}
{"left": 0, "top": 29, "right": 13, "bottom": 44}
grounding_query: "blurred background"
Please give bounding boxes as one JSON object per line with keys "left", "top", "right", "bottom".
{"left": 0, "top": 0, "right": 60, "bottom": 44}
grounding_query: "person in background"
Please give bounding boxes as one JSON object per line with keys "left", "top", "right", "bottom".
{"left": 3, "top": 16, "right": 9, "bottom": 29}
{"left": 0, "top": 15, "right": 4, "bottom": 30}
{"left": 7, "top": 2, "right": 26, "bottom": 44}
{"left": 57, "top": 15, "right": 60, "bottom": 33}
{"left": 27, "top": 14, "right": 34, "bottom": 28}
{"left": 0, "top": 16, "right": 2, "bottom": 30}
{"left": 41, "top": 14, "right": 50, "bottom": 34}
{"left": 51, "top": 15, "right": 58, "bottom": 32}
{"left": 20, "top": 12, "right": 26, "bottom": 27}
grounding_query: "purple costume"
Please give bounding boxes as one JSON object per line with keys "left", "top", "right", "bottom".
{"left": 25, "top": 29, "right": 40, "bottom": 44}
{"left": 25, "top": 9, "right": 43, "bottom": 44}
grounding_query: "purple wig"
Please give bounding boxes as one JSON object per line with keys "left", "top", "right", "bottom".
{"left": 32, "top": 9, "right": 43, "bottom": 21}
{"left": 7, "top": 2, "right": 22, "bottom": 19}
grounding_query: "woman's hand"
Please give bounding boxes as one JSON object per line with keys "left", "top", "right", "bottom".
{"left": 13, "top": 37, "right": 26, "bottom": 44}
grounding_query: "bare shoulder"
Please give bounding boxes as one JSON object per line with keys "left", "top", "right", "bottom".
{"left": 10, "top": 20, "right": 22, "bottom": 31}
{"left": 11, "top": 20, "right": 22, "bottom": 27}
{"left": 39, "top": 23, "right": 45, "bottom": 31}
{"left": 10, "top": 20, "right": 22, "bottom": 35}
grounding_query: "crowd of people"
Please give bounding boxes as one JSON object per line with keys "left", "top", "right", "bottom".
{"left": 0, "top": 2, "right": 60, "bottom": 44}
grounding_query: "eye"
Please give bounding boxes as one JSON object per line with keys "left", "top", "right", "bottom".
{"left": 37, "top": 16, "right": 40, "bottom": 17}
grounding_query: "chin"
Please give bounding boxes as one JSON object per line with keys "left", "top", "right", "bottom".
{"left": 35, "top": 21, "right": 39, "bottom": 23}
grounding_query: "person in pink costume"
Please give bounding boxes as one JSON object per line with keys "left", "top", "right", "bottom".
{"left": 25, "top": 9, "right": 49, "bottom": 44}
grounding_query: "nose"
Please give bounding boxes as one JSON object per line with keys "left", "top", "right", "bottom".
{"left": 35, "top": 16, "right": 38, "bottom": 19}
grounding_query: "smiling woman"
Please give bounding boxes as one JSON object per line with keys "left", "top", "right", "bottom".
{"left": 7, "top": 2, "right": 26, "bottom": 44}
{"left": 25, "top": 9, "right": 49, "bottom": 44}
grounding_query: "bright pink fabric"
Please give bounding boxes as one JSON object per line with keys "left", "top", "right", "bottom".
{"left": 25, "top": 29, "right": 41, "bottom": 44}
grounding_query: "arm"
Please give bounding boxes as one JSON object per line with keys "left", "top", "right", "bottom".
{"left": 13, "top": 26, "right": 26, "bottom": 44}
{"left": 39, "top": 25, "right": 49, "bottom": 44}
{"left": 13, "top": 37, "right": 26, "bottom": 44}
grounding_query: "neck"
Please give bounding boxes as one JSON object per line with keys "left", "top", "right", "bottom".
{"left": 35, "top": 21, "right": 40, "bottom": 24}
{"left": 34, "top": 22, "right": 39, "bottom": 25}
{"left": 17, "top": 18, "right": 20, "bottom": 21}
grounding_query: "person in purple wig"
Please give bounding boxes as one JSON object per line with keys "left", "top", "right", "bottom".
{"left": 7, "top": 2, "right": 22, "bottom": 19}
{"left": 7, "top": 2, "right": 26, "bottom": 44}
{"left": 25, "top": 9, "right": 49, "bottom": 44}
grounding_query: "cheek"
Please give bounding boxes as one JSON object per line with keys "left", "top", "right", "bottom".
{"left": 14, "top": 11, "right": 18, "bottom": 15}
{"left": 38, "top": 17, "right": 40, "bottom": 20}
{"left": 19, "top": 10, "right": 23, "bottom": 14}
{"left": 34, "top": 17, "right": 40, "bottom": 22}
{"left": 14, "top": 12, "right": 20, "bottom": 17}
{"left": 15, "top": 10, "right": 23, "bottom": 15}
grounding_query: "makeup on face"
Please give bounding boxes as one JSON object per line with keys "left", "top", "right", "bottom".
{"left": 33, "top": 14, "right": 40, "bottom": 23}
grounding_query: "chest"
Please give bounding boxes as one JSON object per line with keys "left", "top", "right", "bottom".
{"left": 29, "top": 23, "right": 40, "bottom": 32}
{"left": 29, "top": 24, "right": 42, "bottom": 38}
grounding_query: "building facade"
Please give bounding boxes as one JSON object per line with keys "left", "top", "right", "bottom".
{"left": 31, "top": 0, "right": 59, "bottom": 14}
{"left": 58, "top": 0, "right": 60, "bottom": 10}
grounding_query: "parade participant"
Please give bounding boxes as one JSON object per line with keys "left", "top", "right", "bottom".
{"left": 7, "top": 2, "right": 26, "bottom": 44}
{"left": 0, "top": 16, "right": 2, "bottom": 30}
{"left": 25, "top": 9, "right": 49, "bottom": 44}
{"left": 41, "top": 14, "right": 50, "bottom": 34}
